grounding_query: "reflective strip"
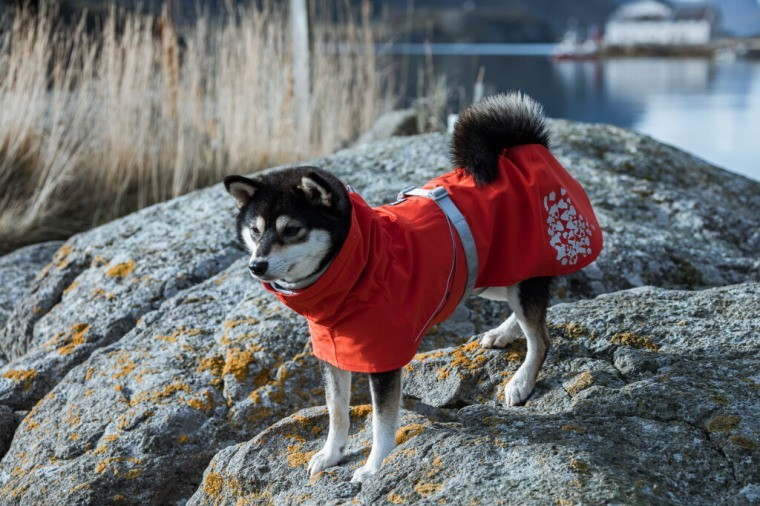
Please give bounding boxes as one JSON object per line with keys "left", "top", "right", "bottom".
{"left": 401, "top": 186, "right": 478, "bottom": 305}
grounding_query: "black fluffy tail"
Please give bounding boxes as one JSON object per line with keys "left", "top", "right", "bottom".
{"left": 451, "top": 91, "right": 550, "bottom": 186}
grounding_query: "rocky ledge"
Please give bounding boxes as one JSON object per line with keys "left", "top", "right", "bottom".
{"left": 0, "top": 120, "right": 758, "bottom": 505}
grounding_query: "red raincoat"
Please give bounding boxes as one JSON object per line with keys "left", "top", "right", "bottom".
{"left": 263, "top": 144, "right": 602, "bottom": 373}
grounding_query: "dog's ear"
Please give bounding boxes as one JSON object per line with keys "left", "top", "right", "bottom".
{"left": 224, "top": 176, "right": 259, "bottom": 209}
{"left": 297, "top": 171, "right": 332, "bottom": 207}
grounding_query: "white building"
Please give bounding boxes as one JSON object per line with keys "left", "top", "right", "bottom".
{"left": 605, "top": 0, "right": 720, "bottom": 48}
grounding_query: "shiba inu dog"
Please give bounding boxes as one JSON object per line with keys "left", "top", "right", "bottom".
{"left": 224, "top": 92, "right": 602, "bottom": 482}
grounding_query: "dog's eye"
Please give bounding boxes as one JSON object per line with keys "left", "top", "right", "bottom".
{"left": 281, "top": 225, "right": 301, "bottom": 238}
{"left": 250, "top": 226, "right": 261, "bottom": 237}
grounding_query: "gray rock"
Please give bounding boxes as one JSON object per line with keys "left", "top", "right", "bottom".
{"left": 0, "top": 122, "right": 758, "bottom": 504}
{"left": 354, "top": 108, "right": 420, "bottom": 145}
{"left": 189, "top": 283, "right": 759, "bottom": 505}
{"left": 0, "top": 241, "right": 62, "bottom": 346}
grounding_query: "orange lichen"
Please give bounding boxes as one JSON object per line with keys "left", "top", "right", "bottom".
{"left": 106, "top": 260, "right": 136, "bottom": 279}
{"left": 54, "top": 244, "right": 74, "bottom": 270}
{"left": 178, "top": 435, "right": 190, "bottom": 444}
{"left": 224, "top": 318, "right": 260, "bottom": 329}
{"left": 609, "top": 332, "right": 659, "bottom": 351}
{"left": 112, "top": 353, "right": 138, "bottom": 379}
{"left": 187, "top": 390, "right": 216, "bottom": 412}
{"left": 433, "top": 340, "right": 492, "bottom": 380}
{"left": 396, "top": 423, "right": 428, "bottom": 445}
{"left": 129, "top": 381, "right": 192, "bottom": 407}
{"left": 197, "top": 355, "right": 225, "bottom": 377}
{"left": 94, "top": 457, "right": 142, "bottom": 477}
{"left": 92, "top": 288, "right": 116, "bottom": 300}
{"left": 350, "top": 404, "right": 373, "bottom": 420}
{"left": 551, "top": 322, "right": 589, "bottom": 339}
{"left": 223, "top": 348, "right": 255, "bottom": 381}
{"left": 156, "top": 326, "right": 206, "bottom": 344}
{"left": 561, "top": 424, "right": 588, "bottom": 434}
{"left": 57, "top": 323, "right": 91, "bottom": 355}
{"left": 203, "top": 471, "right": 224, "bottom": 496}
{"left": 414, "top": 482, "right": 443, "bottom": 497}
{"left": 286, "top": 449, "right": 317, "bottom": 468}
{"left": 2, "top": 368, "right": 37, "bottom": 390}
{"left": 566, "top": 371, "right": 594, "bottom": 396}
{"left": 63, "top": 281, "right": 79, "bottom": 296}
{"left": 388, "top": 493, "right": 406, "bottom": 504}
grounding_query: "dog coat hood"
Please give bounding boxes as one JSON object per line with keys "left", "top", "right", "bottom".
{"left": 262, "top": 144, "right": 602, "bottom": 373}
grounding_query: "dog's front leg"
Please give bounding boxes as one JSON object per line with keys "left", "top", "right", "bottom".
{"left": 351, "top": 368, "right": 401, "bottom": 483}
{"left": 308, "top": 361, "right": 351, "bottom": 477}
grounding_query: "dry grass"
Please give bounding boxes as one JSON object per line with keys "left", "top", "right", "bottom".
{"left": 0, "top": 2, "right": 388, "bottom": 254}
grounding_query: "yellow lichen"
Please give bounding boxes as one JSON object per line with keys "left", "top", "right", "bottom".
{"left": 178, "top": 435, "right": 190, "bottom": 444}
{"left": 609, "top": 332, "right": 659, "bottom": 351}
{"left": 106, "top": 260, "right": 136, "bottom": 279}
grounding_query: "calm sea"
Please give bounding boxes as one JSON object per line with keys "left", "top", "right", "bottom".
{"left": 386, "top": 44, "right": 760, "bottom": 182}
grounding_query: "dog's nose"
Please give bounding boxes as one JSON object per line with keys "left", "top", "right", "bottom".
{"left": 248, "top": 260, "right": 268, "bottom": 277}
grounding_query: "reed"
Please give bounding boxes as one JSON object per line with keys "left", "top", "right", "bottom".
{"left": 0, "top": 2, "right": 389, "bottom": 254}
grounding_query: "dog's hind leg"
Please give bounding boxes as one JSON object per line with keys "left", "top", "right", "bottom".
{"left": 308, "top": 361, "right": 351, "bottom": 476}
{"left": 351, "top": 368, "right": 402, "bottom": 483}
{"left": 495, "top": 277, "right": 552, "bottom": 406}
{"left": 478, "top": 287, "right": 522, "bottom": 348}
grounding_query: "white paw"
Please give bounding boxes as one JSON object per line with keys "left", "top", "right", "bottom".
{"left": 480, "top": 330, "right": 512, "bottom": 349}
{"left": 351, "top": 464, "right": 379, "bottom": 483}
{"left": 308, "top": 449, "right": 342, "bottom": 477}
{"left": 504, "top": 376, "right": 534, "bottom": 406}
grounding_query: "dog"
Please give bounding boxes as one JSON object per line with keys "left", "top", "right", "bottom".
{"left": 223, "top": 92, "right": 602, "bottom": 482}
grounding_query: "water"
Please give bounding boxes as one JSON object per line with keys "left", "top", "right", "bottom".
{"left": 388, "top": 44, "right": 760, "bottom": 182}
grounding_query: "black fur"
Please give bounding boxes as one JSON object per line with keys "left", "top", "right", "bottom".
{"left": 518, "top": 276, "right": 553, "bottom": 363}
{"left": 224, "top": 167, "right": 352, "bottom": 274}
{"left": 368, "top": 369, "right": 402, "bottom": 410}
{"left": 451, "top": 91, "right": 550, "bottom": 186}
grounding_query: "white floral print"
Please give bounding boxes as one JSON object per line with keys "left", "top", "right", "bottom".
{"left": 544, "top": 188, "right": 595, "bottom": 266}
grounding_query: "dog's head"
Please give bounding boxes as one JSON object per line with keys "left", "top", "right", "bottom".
{"left": 224, "top": 167, "right": 351, "bottom": 287}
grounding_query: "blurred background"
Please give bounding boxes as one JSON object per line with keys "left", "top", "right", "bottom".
{"left": 0, "top": 0, "right": 758, "bottom": 253}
